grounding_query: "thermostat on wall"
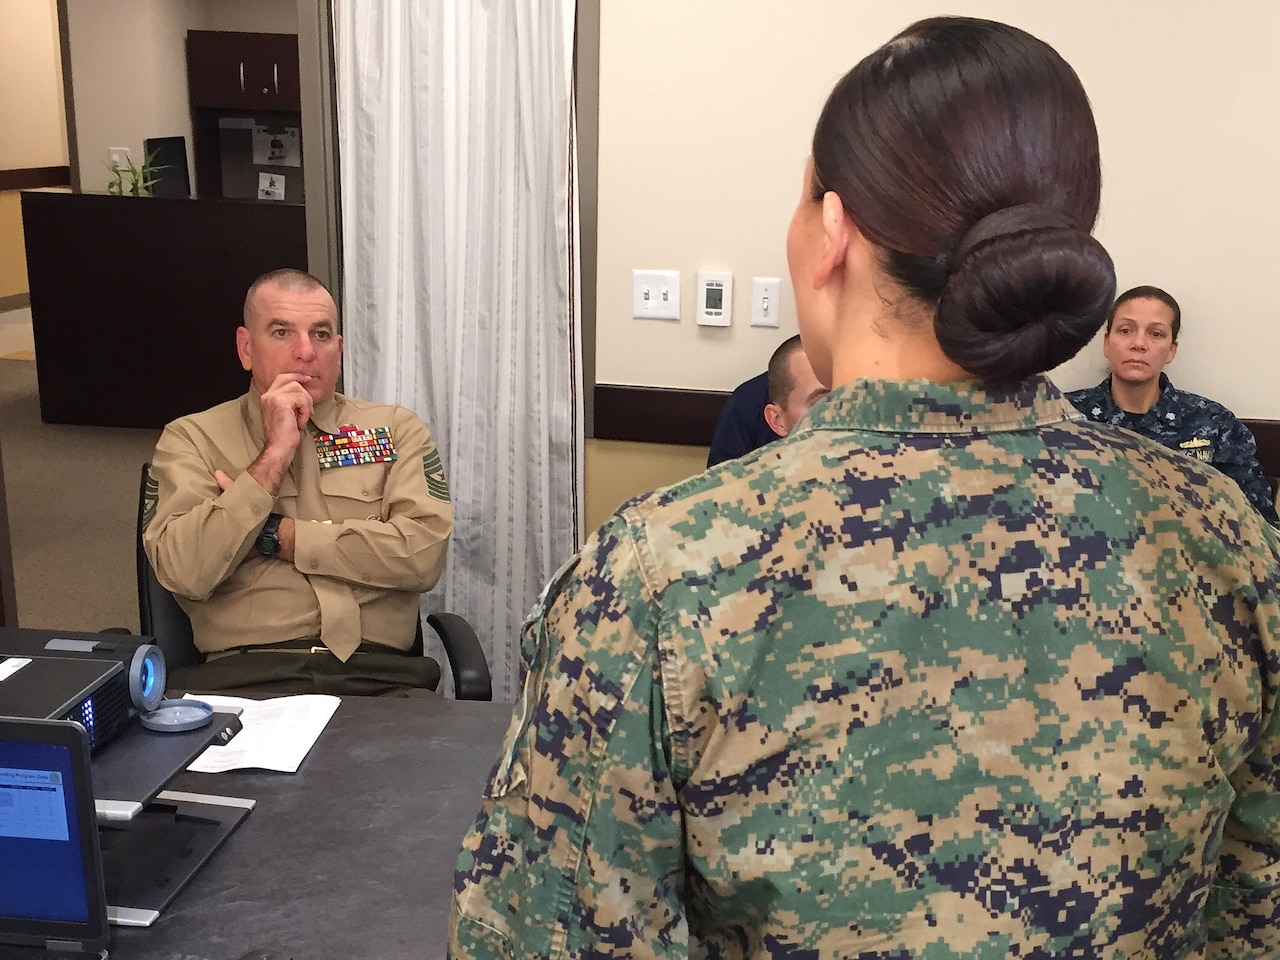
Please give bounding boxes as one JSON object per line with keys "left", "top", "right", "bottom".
{"left": 696, "top": 271, "right": 733, "bottom": 327}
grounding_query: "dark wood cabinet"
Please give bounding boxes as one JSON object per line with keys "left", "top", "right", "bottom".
{"left": 186, "top": 31, "right": 300, "bottom": 112}
{"left": 185, "top": 31, "right": 304, "bottom": 201}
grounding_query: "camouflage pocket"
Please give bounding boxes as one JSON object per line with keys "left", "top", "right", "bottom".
{"left": 486, "top": 618, "right": 547, "bottom": 799}
{"left": 488, "top": 554, "right": 583, "bottom": 799}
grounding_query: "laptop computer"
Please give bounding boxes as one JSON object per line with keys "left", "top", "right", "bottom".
{"left": 0, "top": 717, "right": 109, "bottom": 957}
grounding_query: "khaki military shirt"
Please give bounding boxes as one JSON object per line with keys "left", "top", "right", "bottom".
{"left": 452, "top": 376, "right": 1280, "bottom": 959}
{"left": 144, "top": 389, "right": 452, "bottom": 658}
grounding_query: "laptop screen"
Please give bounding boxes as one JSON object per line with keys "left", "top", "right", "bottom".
{"left": 0, "top": 718, "right": 108, "bottom": 953}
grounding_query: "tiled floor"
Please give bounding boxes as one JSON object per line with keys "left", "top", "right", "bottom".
{"left": 0, "top": 307, "right": 35, "bottom": 360}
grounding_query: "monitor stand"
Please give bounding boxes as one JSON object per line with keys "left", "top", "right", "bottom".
{"left": 91, "top": 711, "right": 254, "bottom": 927}
{"left": 100, "top": 791, "right": 253, "bottom": 926}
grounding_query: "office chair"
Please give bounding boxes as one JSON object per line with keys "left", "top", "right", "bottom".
{"left": 136, "top": 464, "right": 492, "bottom": 700}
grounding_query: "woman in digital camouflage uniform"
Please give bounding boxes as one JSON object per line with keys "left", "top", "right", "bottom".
{"left": 452, "top": 16, "right": 1280, "bottom": 959}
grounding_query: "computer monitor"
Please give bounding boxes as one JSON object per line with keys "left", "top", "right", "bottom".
{"left": 144, "top": 136, "right": 191, "bottom": 199}
{"left": 0, "top": 717, "right": 109, "bottom": 956}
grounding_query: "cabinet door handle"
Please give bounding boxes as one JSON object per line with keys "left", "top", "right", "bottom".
{"left": 239, "top": 62, "right": 245, "bottom": 93}
{"left": 273, "top": 63, "right": 279, "bottom": 94}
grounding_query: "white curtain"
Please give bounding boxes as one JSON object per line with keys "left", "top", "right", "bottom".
{"left": 333, "top": 2, "right": 583, "bottom": 702}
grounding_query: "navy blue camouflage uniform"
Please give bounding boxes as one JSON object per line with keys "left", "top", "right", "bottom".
{"left": 1068, "top": 374, "right": 1279, "bottom": 525}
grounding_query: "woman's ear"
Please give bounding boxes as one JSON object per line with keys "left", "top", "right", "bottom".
{"left": 814, "top": 192, "right": 852, "bottom": 288}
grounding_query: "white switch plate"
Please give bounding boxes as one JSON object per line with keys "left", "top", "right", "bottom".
{"left": 696, "top": 271, "right": 733, "bottom": 327}
{"left": 108, "top": 147, "right": 130, "bottom": 168}
{"left": 750, "top": 277, "right": 782, "bottom": 327}
{"left": 632, "top": 269, "right": 680, "bottom": 320}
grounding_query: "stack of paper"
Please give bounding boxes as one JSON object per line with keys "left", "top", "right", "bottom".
{"left": 183, "top": 693, "right": 340, "bottom": 773}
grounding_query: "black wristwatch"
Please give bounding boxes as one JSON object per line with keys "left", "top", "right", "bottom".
{"left": 256, "top": 512, "right": 284, "bottom": 558}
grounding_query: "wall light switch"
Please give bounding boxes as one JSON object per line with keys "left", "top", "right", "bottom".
{"left": 632, "top": 269, "right": 680, "bottom": 320}
{"left": 750, "top": 277, "right": 782, "bottom": 328}
{"left": 696, "top": 271, "right": 733, "bottom": 327}
{"left": 108, "top": 147, "right": 130, "bottom": 168}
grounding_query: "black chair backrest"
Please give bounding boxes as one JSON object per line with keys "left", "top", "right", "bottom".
{"left": 136, "top": 464, "right": 204, "bottom": 670}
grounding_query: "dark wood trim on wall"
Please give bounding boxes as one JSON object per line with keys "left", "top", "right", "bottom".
{"left": 0, "top": 167, "right": 71, "bottom": 191}
{"left": 1244, "top": 420, "right": 1280, "bottom": 488}
{"left": 594, "top": 384, "right": 726, "bottom": 447}
{"left": 594, "top": 388, "right": 1280, "bottom": 478}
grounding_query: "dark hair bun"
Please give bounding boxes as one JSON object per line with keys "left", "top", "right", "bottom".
{"left": 934, "top": 204, "right": 1116, "bottom": 381}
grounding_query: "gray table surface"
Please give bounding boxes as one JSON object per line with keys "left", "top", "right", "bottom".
{"left": 109, "top": 695, "right": 513, "bottom": 960}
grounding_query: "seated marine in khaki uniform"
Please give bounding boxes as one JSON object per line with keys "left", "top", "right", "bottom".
{"left": 143, "top": 268, "right": 453, "bottom": 696}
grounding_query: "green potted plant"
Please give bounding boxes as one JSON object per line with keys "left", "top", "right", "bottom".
{"left": 105, "top": 150, "right": 163, "bottom": 197}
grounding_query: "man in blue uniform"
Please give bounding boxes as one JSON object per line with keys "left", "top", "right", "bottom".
{"left": 1067, "top": 285, "right": 1278, "bottom": 525}
{"left": 706, "top": 335, "right": 828, "bottom": 466}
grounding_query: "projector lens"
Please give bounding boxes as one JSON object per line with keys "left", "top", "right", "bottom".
{"left": 129, "top": 644, "right": 168, "bottom": 712}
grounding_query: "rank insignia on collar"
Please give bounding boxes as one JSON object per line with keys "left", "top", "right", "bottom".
{"left": 315, "top": 424, "right": 397, "bottom": 469}
{"left": 1179, "top": 437, "right": 1212, "bottom": 462}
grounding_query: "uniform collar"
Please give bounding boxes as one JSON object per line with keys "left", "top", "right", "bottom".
{"left": 797, "top": 375, "right": 1080, "bottom": 436}
{"left": 308, "top": 394, "right": 345, "bottom": 435}
{"left": 1143, "top": 374, "right": 1181, "bottom": 427}
{"left": 1092, "top": 373, "right": 1178, "bottom": 426}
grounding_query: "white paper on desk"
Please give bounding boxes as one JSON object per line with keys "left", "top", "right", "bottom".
{"left": 184, "top": 693, "right": 340, "bottom": 773}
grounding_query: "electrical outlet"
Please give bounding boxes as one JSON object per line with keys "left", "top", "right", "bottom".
{"left": 108, "top": 147, "right": 130, "bottom": 168}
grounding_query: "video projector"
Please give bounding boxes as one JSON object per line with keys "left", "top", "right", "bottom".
{"left": 0, "top": 627, "right": 167, "bottom": 750}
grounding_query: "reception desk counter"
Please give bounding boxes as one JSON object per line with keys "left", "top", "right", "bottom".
{"left": 20, "top": 189, "right": 307, "bottom": 429}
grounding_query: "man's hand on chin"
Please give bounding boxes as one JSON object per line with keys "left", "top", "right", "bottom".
{"left": 247, "top": 374, "right": 316, "bottom": 496}
{"left": 261, "top": 372, "right": 316, "bottom": 448}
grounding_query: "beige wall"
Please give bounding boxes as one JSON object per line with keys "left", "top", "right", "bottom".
{"left": 0, "top": 0, "right": 65, "bottom": 300}
{"left": 0, "top": 0, "right": 67, "bottom": 171}
{"left": 64, "top": 0, "right": 297, "bottom": 193}
{"left": 207, "top": 0, "right": 298, "bottom": 33}
{"left": 595, "top": 1, "right": 1280, "bottom": 419}
{"left": 65, "top": 0, "right": 210, "bottom": 191}
{"left": 585, "top": 439, "right": 709, "bottom": 530}
{"left": 0, "top": 192, "right": 29, "bottom": 299}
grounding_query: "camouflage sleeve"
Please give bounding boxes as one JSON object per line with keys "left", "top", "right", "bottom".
{"left": 1212, "top": 415, "right": 1279, "bottom": 526}
{"left": 450, "top": 511, "right": 688, "bottom": 960}
{"left": 1209, "top": 711, "right": 1280, "bottom": 956}
{"left": 1208, "top": 531, "right": 1280, "bottom": 956}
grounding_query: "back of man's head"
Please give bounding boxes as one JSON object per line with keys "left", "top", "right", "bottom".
{"left": 1108, "top": 285, "right": 1181, "bottom": 340}
{"left": 766, "top": 335, "right": 804, "bottom": 406}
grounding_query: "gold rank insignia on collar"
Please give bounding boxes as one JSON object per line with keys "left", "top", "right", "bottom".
{"left": 1179, "top": 437, "right": 1212, "bottom": 462}
{"left": 314, "top": 424, "right": 397, "bottom": 470}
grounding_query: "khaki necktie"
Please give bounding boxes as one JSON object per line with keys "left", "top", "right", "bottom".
{"left": 292, "top": 423, "right": 362, "bottom": 661}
